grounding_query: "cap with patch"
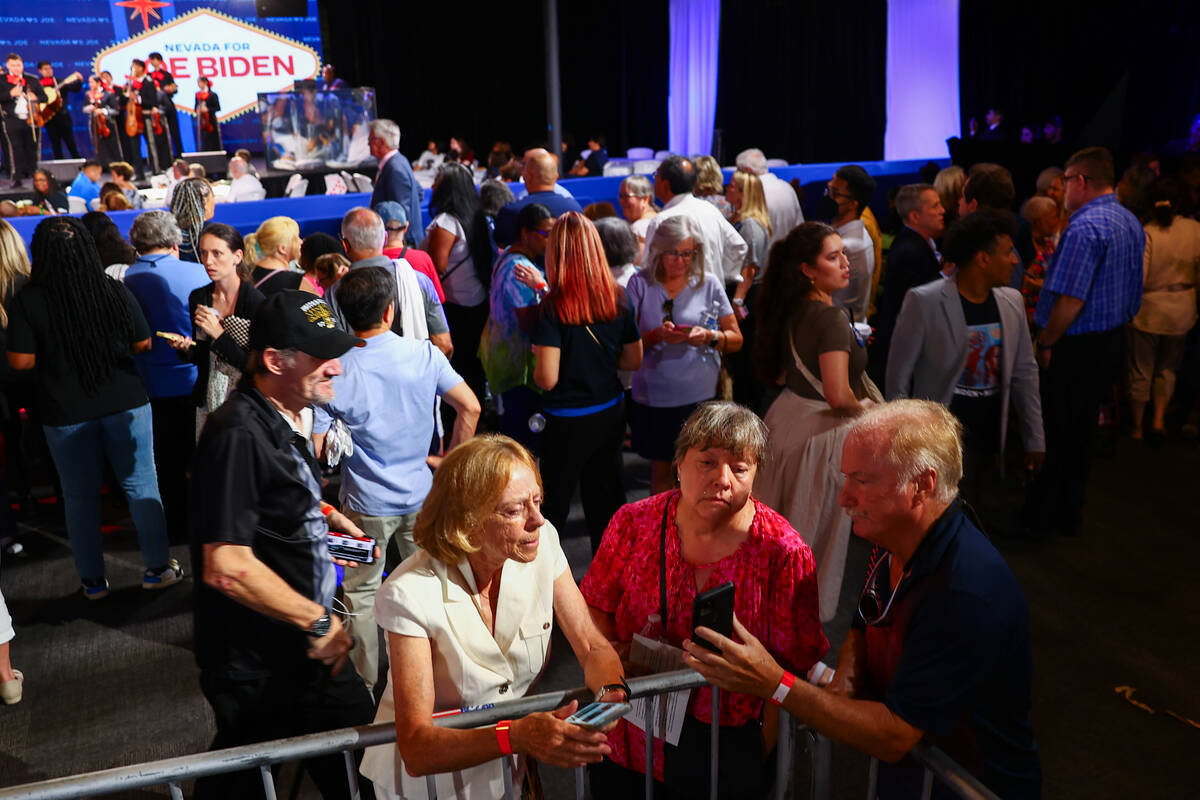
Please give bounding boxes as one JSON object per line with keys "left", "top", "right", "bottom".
{"left": 373, "top": 200, "right": 408, "bottom": 228}
{"left": 249, "top": 290, "right": 364, "bottom": 360}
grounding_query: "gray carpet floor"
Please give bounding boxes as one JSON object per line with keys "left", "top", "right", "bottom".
{"left": 0, "top": 436, "right": 1196, "bottom": 798}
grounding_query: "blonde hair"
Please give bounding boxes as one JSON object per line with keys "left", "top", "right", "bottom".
{"left": 848, "top": 400, "right": 963, "bottom": 505}
{"left": 933, "top": 166, "right": 965, "bottom": 220}
{"left": 243, "top": 216, "right": 300, "bottom": 268}
{"left": 108, "top": 161, "right": 135, "bottom": 181}
{"left": 0, "top": 220, "right": 31, "bottom": 328}
{"left": 692, "top": 155, "right": 726, "bottom": 197}
{"left": 730, "top": 170, "right": 772, "bottom": 236}
{"left": 414, "top": 435, "right": 543, "bottom": 565}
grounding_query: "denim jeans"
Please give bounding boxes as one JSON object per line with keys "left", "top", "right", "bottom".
{"left": 43, "top": 403, "right": 170, "bottom": 581}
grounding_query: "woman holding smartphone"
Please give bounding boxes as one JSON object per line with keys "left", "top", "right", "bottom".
{"left": 581, "top": 402, "right": 828, "bottom": 799}
{"left": 166, "top": 223, "right": 264, "bottom": 436}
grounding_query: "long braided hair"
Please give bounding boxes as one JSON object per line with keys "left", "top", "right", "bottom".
{"left": 171, "top": 178, "right": 214, "bottom": 261}
{"left": 29, "top": 216, "right": 135, "bottom": 397}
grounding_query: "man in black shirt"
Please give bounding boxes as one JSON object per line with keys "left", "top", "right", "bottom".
{"left": 36, "top": 61, "right": 83, "bottom": 160}
{"left": 147, "top": 52, "right": 181, "bottom": 159}
{"left": 885, "top": 209, "right": 1045, "bottom": 523}
{"left": 1, "top": 53, "right": 47, "bottom": 188}
{"left": 190, "top": 291, "right": 375, "bottom": 800}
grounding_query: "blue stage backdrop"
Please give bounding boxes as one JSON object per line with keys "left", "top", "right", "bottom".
{"left": 0, "top": 0, "right": 322, "bottom": 158}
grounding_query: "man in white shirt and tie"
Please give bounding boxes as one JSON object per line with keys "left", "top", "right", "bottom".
{"left": 641, "top": 155, "right": 747, "bottom": 286}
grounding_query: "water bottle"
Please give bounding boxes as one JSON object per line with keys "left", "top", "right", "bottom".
{"left": 639, "top": 613, "right": 664, "bottom": 642}
{"left": 697, "top": 300, "right": 721, "bottom": 364}
{"left": 528, "top": 412, "right": 546, "bottom": 433}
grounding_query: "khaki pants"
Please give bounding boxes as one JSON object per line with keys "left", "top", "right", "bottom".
{"left": 1127, "top": 327, "right": 1187, "bottom": 404}
{"left": 342, "top": 508, "right": 419, "bottom": 690}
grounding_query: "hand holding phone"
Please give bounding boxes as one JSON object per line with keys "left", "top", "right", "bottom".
{"left": 565, "top": 701, "right": 632, "bottom": 730}
{"left": 692, "top": 581, "right": 735, "bottom": 653}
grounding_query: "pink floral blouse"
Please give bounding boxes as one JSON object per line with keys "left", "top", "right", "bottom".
{"left": 580, "top": 490, "right": 828, "bottom": 780}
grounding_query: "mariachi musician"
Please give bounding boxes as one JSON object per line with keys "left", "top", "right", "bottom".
{"left": 147, "top": 52, "right": 181, "bottom": 158}
{"left": 0, "top": 52, "right": 47, "bottom": 189}
{"left": 194, "top": 76, "right": 222, "bottom": 152}
{"left": 82, "top": 74, "right": 123, "bottom": 167}
{"left": 122, "top": 58, "right": 168, "bottom": 178}
{"left": 35, "top": 61, "right": 84, "bottom": 160}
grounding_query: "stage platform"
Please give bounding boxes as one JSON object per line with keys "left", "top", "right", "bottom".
{"left": 4, "top": 157, "right": 946, "bottom": 249}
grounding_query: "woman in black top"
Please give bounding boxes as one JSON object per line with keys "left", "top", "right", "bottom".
{"left": 244, "top": 216, "right": 320, "bottom": 296}
{"left": 31, "top": 170, "right": 69, "bottom": 215}
{"left": 532, "top": 212, "right": 643, "bottom": 551}
{"left": 6, "top": 216, "right": 179, "bottom": 599}
{"left": 167, "top": 223, "right": 265, "bottom": 436}
{"left": 0, "top": 221, "right": 31, "bottom": 543}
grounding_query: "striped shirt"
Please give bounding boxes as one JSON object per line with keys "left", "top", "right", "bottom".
{"left": 1034, "top": 193, "right": 1145, "bottom": 334}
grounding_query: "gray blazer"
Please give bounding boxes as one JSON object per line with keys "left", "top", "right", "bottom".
{"left": 885, "top": 277, "right": 1045, "bottom": 459}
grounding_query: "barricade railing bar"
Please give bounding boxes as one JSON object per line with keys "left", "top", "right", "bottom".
{"left": 0, "top": 668, "right": 997, "bottom": 800}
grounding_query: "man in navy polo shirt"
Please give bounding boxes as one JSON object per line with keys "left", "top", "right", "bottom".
{"left": 683, "top": 400, "right": 1041, "bottom": 799}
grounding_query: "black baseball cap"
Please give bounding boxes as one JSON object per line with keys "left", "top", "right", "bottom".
{"left": 249, "top": 291, "right": 364, "bottom": 359}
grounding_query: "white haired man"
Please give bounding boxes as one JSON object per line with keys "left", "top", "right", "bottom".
{"left": 735, "top": 147, "right": 803, "bottom": 245}
{"left": 368, "top": 118, "right": 422, "bottom": 245}
{"left": 223, "top": 156, "right": 265, "bottom": 202}
{"left": 684, "top": 400, "right": 1042, "bottom": 800}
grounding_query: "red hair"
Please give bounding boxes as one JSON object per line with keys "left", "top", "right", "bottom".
{"left": 544, "top": 211, "right": 619, "bottom": 325}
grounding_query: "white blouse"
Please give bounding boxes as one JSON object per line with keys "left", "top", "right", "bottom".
{"left": 359, "top": 521, "right": 569, "bottom": 799}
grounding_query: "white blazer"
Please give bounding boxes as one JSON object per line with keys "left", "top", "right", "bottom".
{"left": 360, "top": 522, "right": 568, "bottom": 800}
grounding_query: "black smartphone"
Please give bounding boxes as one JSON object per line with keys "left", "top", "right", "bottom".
{"left": 692, "top": 581, "right": 735, "bottom": 652}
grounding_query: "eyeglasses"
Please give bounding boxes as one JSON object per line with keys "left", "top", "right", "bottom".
{"left": 825, "top": 185, "right": 853, "bottom": 201}
{"left": 857, "top": 552, "right": 909, "bottom": 626}
{"left": 1063, "top": 172, "right": 1093, "bottom": 184}
{"left": 532, "top": 229, "right": 550, "bottom": 238}
{"left": 661, "top": 298, "right": 674, "bottom": 323}
{"left": 663, "top": 249, "right": 697, "bottom": 261}
{"left": 385, "top": 225, "right": 405, "bottom": 232}
{"left": 618, "top": 193, "right": 641, "bottom": 200}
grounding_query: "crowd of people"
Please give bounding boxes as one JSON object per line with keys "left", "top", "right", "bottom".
{"left": 1, "top": 119, "right": 1198, "bottom": 800}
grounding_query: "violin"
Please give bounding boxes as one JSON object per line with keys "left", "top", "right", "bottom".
{"left": 199, "top": 105, "right": 214, "bottom": 134}
{"left": 152, "top": 108, "right": 163, "bottom": 135}
{"left": 124, "top": 77, "right": 144, "bottom": 137}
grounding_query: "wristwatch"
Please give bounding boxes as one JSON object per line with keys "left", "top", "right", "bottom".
{"left": 307, "top": 613, "right": 332, "bottom": 638}
{"left": 730, "top": 297, "right": 745, "bottom": 307}
{"left": 595, "top": 680, "right": 632, "bottom": 702}
{"left": 708, "top": 330, "right": 721, "bottom": 348}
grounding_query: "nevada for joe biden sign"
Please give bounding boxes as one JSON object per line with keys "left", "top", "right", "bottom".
{"left": 93, "top": 7, "right": 320, "bottom": 122}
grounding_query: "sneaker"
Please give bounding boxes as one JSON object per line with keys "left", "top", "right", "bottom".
{"left": 81, "top": 577, "right": 110, "bottom": 601}
{"left": 143, "top": 558, "right": 184, "bottom": 590}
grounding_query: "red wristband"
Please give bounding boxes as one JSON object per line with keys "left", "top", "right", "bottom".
{"left": 495, "top": 720, "right": 513, "bottom": 755}
{"left": 769, "top": 671, "right": 796, "bottom": 706}
{"left": 320, "top": 502, "right": 335, "bottom": 517}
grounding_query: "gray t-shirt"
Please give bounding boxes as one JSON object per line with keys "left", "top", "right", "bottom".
{"left": 785, "top": 300, "right": 868, "bottom": 401}
{"left": 736, "top": 217, "right": 770, "bottom": 283}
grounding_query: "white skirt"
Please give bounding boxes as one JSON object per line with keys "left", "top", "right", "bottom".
{"left": 754, "top": 389, "right": 855, "bottom": 623}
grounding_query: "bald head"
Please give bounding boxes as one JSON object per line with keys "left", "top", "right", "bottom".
{"left": 523, "top": 148, "right": 559, "bottom": 192}
{"left": 340, "top": 206, "right": 386, "bottom": 259}
{"left": 228, "top": 156, "right": 247, "bottom": 178}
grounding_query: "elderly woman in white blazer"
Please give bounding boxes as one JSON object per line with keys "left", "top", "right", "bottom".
{"left": 884, "top": 209, "right": 1045, "bottom": 477}
{"left": 360, "top": 434, "right": 628, "bottom": 800}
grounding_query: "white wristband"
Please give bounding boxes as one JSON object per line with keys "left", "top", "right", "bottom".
{"left": 769, "top": 671, "right": 795, "bottom": 706}
{"left": 807, "top": 661, "right": 830, "bottom": 686}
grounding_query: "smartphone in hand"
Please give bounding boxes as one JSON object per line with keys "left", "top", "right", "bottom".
{"left": 566, "top": 701, "right": 632, "bottom": 729}
{"left": 692, "top": 581, "right": 735, "bottom": 653}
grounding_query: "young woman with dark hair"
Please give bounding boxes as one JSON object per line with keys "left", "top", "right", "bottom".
{"left": 531, "top": 212, "right": 643, "bottom": 551}
{"left": 80, "top": 211, "right": 138, "bottom": 279}
{"left": 752, "top": 221, "right": 881, "bottom": 622}
{"left": 166, "top": 222, "right": 265, "bottom": 435}
{"left": 5, "top": 216, "right": 180, "bottom": 599}
{"left": 30, "top": 169, "right": 68, "bottom": 214}
{"left": 422, "top": 162, "right": 494, "bottom": 418}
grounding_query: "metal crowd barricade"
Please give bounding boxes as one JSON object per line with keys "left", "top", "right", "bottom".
{"left": 0, "top": 668, "right": 997, "bottom": 800}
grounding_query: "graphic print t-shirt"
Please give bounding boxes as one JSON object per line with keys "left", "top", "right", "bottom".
{"left": 950, "top": 292, "right": 1003, "bottom": 452}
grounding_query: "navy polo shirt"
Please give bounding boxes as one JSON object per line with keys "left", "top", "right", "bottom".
{"left": 858, "top": 503, "right": 1042, "bottom": 799}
